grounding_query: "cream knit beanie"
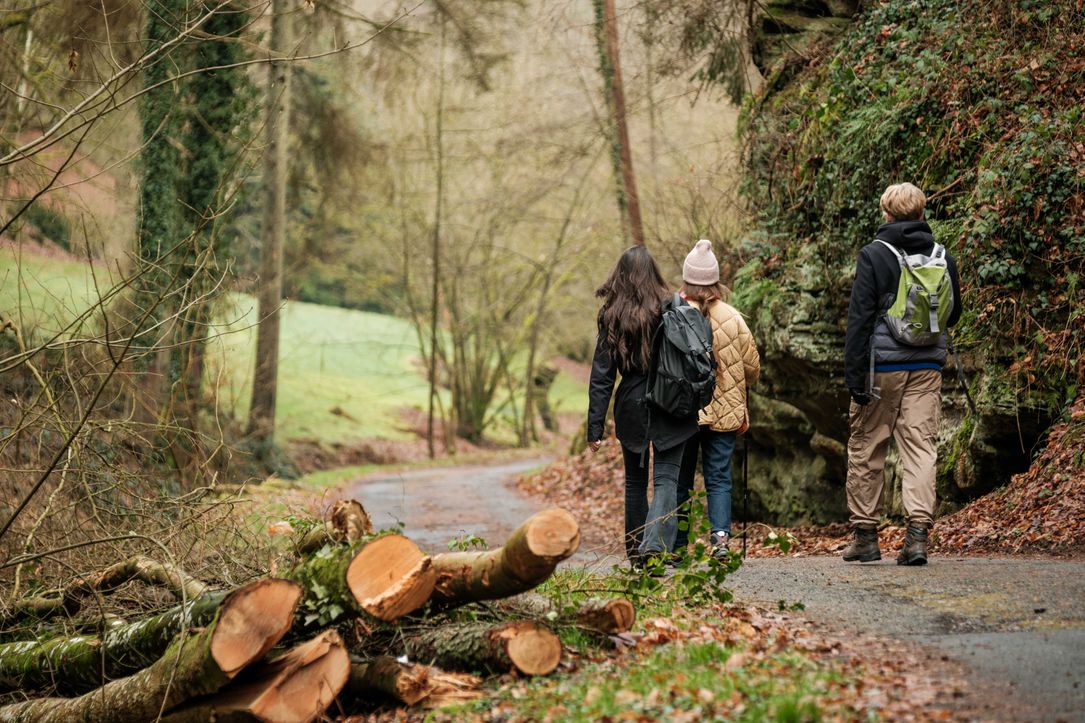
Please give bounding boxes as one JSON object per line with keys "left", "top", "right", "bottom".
{"left": 682, "top": 239, "right": 720, "bottom": 285}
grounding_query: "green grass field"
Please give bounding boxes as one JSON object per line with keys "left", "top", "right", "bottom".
{"left": 0, "top": 249, "right": 587, "bottom": 447}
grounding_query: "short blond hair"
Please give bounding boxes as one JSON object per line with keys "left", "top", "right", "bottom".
{"left": 880, "top": 182, "right": 926, "bottom": 221}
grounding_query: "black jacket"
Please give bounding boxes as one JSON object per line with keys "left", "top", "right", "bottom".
{"left": 587, "top": 319, "right": 697, "bottom": 454}
{"left": 844, "top": 220, "right": 962, "bottom": 391}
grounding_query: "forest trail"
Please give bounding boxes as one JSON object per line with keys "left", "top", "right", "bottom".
{"left": 342, "top": 458, "right": 555, "bottom": 555}
{"left": 344, "top": 458, "right": 1084, "bottom": 721}
{"left": 729, "top": 555, "right": 1085, "bottom": 722}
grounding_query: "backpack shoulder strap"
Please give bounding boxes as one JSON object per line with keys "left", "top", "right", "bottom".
{"left": 874, "top": 238, "right": 905, "bottom": 267}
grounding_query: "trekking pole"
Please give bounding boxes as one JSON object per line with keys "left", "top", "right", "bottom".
{"left": 742, "top": 433, "right": 748, "bottom": 558}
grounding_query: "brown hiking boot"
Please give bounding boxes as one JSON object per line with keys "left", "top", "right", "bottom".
{"left": 897, "top": 525, "right": 929, "bottom": 566}
{"left": 841, "top": 526, "right": 881, "bottom": 562}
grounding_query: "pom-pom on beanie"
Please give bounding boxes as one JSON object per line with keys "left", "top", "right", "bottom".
{"left": 683, "top": 239, "right": 720, "bottom": 285}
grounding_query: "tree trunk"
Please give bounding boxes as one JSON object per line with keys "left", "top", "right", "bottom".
{"left": 248, "top": 0, "right": 292, "bottom": 451}
{"left": 0, "top": 579, "right": 300, "bottom": 695}
{"left": 0, "top": 581, "right": 297, "bottom": 722}
{"left": 160, "top": 630, "right": 349, "bottom": 723}
{"left": 403, "top": 620, "right": 561, "bottom": 676}
{"left": 429, "top": 508, "right": 580, "bottom": 610}
{"left": 495, "top": 593, "right": 636, "bottom": 635}
{"left": 426, "top": 17, "right": 447, "bottom": 459}
{"left": 349, "top": 655, "right": 430, "bottom": 706}
{"left": 286, "top": 534, "right": 436, "bottom": 623}
{"left": 592, "top": 0, "right": 645, "bottom": 245}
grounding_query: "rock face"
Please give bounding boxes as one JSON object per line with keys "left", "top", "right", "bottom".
{"left": 730, "top": 0, "right": 1078, "bottom": 526}
{"left": 734, "top": 246, "right": 1051, "bottom": 525}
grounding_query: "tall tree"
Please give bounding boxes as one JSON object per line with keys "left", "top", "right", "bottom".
{"left": 177, "top": 1, "right": 252, "bottom": 413}
{"left": 426, "top": 18, "right": 447, "bottom": 459}
{"left": 592, "top": 0, "right": 644, "bottom": 245}
{"left": 248, "top": 0, "right": 293, "bottom": 454}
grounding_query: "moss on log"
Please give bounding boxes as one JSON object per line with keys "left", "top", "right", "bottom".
{"left": 286, "top": 533, "right": 435, "bottom": 624}
{"left": 430, "top": 509, "right": 580, "bottom": 610}
{"left": 0, "top": 579, "right": 300, "bottom": 695}
{"left": 403, "top": 620, "right": 561, "bottom": 676}
{"left": 0, "top": 580, "right": 297, "bottom": 723}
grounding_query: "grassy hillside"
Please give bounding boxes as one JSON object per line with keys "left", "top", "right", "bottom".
{"left": 0, "top": 249, "right": 587, "bottom": 447}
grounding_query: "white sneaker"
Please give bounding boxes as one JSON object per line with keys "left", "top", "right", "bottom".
{"left": 710, "top": 531, "right": 730, "bottom": 559}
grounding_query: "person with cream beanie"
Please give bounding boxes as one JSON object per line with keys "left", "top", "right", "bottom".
{"left": 674, "top": 239, "right": 761, "bottom": 559}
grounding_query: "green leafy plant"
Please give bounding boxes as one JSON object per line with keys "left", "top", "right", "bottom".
{"left": 446, "top": 532, "right": 488, "bottom": 552}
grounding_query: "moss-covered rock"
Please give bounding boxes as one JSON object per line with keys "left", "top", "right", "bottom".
{"left": 726, "top": 0, "right": 1079, "bottom": 524}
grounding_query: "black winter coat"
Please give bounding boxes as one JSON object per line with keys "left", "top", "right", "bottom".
{"left": 844, "top": 220, "right": 963, "bottom": 391}
{"left": 587, "top": 319, "right": 698, "bottom": 454}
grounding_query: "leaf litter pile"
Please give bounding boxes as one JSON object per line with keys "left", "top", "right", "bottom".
{"left": 519, "top": 395, "right": 1085, "bottom": 559}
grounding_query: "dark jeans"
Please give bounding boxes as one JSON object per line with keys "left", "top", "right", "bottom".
{"left": 621, "top": 442, "right": 685, "bottom": 559}
{"left": 675, "top": 427, "right": 737, "bottom": 549}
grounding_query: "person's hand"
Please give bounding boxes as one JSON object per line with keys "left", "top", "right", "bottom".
{"left": 849, "top": 388, "right": 872, "bottom": 406}
{"left": 737, "top": 419, "right": 750, "bottom": 435}
{"left": 588, "top": 439, "right": 603, "bottom": 453}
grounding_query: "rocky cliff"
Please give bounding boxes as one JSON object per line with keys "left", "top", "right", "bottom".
{"left": 733, "top": 0, "right": 1082, "bottom": 524}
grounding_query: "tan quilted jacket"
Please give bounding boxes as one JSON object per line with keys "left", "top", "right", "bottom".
{"left": 689, "top": 298, "right": 761, "bottom": 431}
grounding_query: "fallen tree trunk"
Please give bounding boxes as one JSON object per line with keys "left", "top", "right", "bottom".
{"left": 347, "top": 656, "right": 482, "bottom": 708}
{"left": 0, "top": 578, "right": 301, "bottom": 694}
{"left": 0, "top": 580, "right": 297, "bottom": 723}
{"left": 160, "top": 630, "right": 350, "bottom": 723}
{"left": 2, "top": 555, "right": 210, "bottom": 624}
{"left": 403, "top": 620, "right": 561, "bottom": 676}
{"left": 429, "top": 508, "right": 580, "bottom": 610}
{"left": 287, "top": 533, "right": 435, "bottom": 623}
{"left": 495, "top": 593, "right": 636, "bottom": 634}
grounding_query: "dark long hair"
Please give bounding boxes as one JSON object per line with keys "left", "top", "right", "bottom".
{"left": 596, "top": 246, "right": 668, "bottom": 372}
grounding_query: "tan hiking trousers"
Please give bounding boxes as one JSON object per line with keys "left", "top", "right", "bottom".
{"left": 846, "top": 369, "right": 941, "bottom": 528}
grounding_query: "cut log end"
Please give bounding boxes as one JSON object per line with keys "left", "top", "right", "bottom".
{"left": 168, "top": 630, "right": 350, "bottom": 723}
{"left": 497, "top": 622, "right": 561, "bottom": 676}
{"left": 524, "top": 508, "right": 581, "bottom": 560}
{"left": 576, "top": 598, "right": 636, "bottom": 634}
{"left": 347, "top": 534, "right": 437, "bottom": 621}
{"left": 211, "top": 579, "right": 303, "bottom": 676}
{"left": 258, "top": 633, "right": 350, "bottom": 722}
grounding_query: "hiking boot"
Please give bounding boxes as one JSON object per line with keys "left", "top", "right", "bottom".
{"left": 841, "top": 526, "right": 881, "bottom": 562}
{"left": 897, "top": 525, "right": 929, "bottom": 566}
{"left": 710, "top": 531, "right": 730, "bottom": 560}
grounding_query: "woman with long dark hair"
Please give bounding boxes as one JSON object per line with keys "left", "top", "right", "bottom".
{"left": 587, "top": 246, "right": 697, "bottom": 565}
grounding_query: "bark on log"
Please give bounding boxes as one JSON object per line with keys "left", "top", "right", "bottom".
{"left": 2, "top": 555, "right": 210, "bottom": 624}
{"left": 160, "top": 630, "right": 349, "bottom": 723}
{"left": 0, "top": 581, "right": 297, "bottom": 723}
{"left": 347, "top": 656, "right": 482, "bottom": 707}
{"left": 348, "top": 655, "right": 430, "bottom": 706}
{"left": 287, "top": 533, "right": 435, "bottom": 623}
{"left": 296, "top": 499, "right": 373, "bottom": 554}
{"left": 0, "top": 579, "right": 301, "bottom": 694}
{"left": 403, "top": 620, "right": 561, "bottom": 676}
{"left": 430, "top": 508, "right": 580, "bottom": 610}
{"left": 496, "top": 593, "right": 636, "bottom": 634}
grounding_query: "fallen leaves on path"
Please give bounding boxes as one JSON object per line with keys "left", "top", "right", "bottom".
{"left": 519, "top": 395, "right": 1085, "bottom": 559}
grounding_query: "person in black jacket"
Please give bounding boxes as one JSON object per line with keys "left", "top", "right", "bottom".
{"left": 587, "top": 246, "right": 697, "bottom": 566}
{"left": 842, "top": 182, "right": 962, "bottom": 566}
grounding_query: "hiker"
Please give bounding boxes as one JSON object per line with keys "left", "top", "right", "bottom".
{"left": 843, "top": 182, "right": 962, "bottom": 566}
{"left": 673, "top": 240, "right": 760, "bottom": 559}
{"left": 587, "top": 246, "right": 698, "bottom": 566}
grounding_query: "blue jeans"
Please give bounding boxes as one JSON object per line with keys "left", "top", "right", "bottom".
{"left": 675, "top": 427, "right": 737, "bottom": 548}
{"left": 622, "top": 443, "right": 685, "bottom": 558}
